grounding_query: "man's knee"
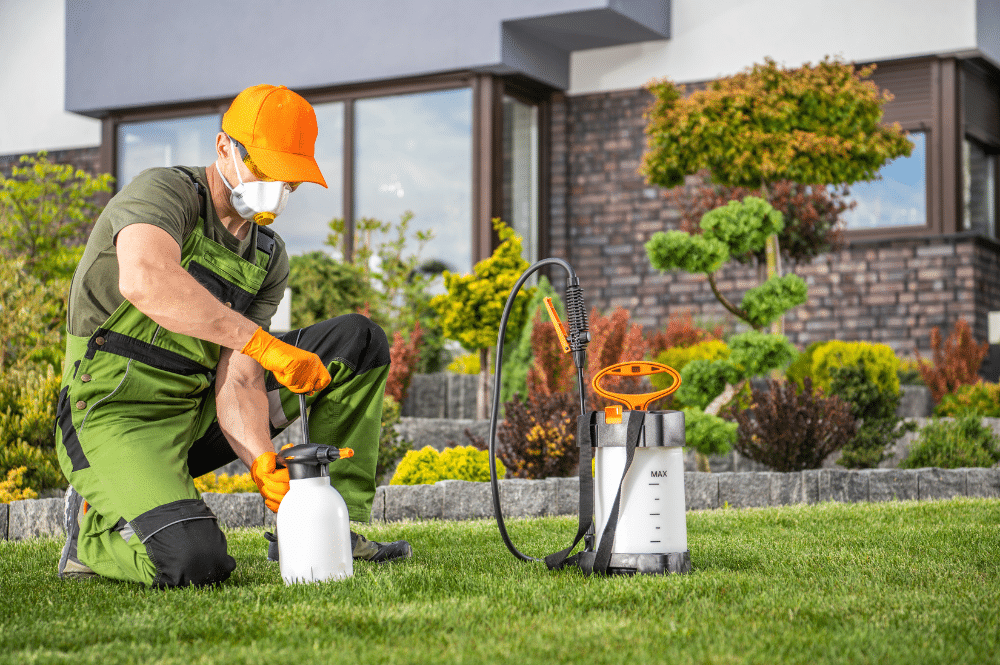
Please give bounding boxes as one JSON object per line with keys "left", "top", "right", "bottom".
{"left": 131, "top": 499, "right": 235, "bottom": 588}
{"left": 299, "top": 313, "right": 391, "bottom": 376}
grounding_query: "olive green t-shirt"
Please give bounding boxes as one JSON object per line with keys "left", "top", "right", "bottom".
{"left": 67, "top": 166, "right": 290, "bottom": 337}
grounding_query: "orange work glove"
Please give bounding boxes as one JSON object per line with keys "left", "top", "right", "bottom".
{"left": 240, "top": 327, "right": 331, "bottom": 394}
{"left": 250, "top": 451, "right": 290, "bottom": 513}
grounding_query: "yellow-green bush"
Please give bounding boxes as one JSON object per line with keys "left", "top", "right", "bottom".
{"left": 0, "top": 466, "right": 39, "bottom": 503}
{"left": 194, "top": 472, "right": 258, "bottom": 494}
{"left": 811, "top": 341, "right": 900, "bottom": 396}
{"left": 935, "top": 381, "right": 1000, "bottom": 418}
{"left": 447, "top": 353, "right": 481, "bottom": 375}
{"left": 0, "top": 361, "right": 66, "bottom": 493}
{"left": 390, "top": 445, "right": 506, "bottom": 485}
{"left": 650, "top": 339, "right": 730, "bottom": 391}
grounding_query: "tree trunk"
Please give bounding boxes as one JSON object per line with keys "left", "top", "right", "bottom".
{"left": 476, "top": 347, "right": 490, "bottom": 421}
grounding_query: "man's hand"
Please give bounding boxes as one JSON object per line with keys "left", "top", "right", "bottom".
{"left": 250, "top": 451, "right": 290, "bottom": 513}
{"left": 241, "top": 327, "right": 331, "bottom": 394}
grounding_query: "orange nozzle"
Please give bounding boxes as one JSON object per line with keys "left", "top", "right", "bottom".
{"left": 339, "top": 448, "right": 354, "bottom": 459}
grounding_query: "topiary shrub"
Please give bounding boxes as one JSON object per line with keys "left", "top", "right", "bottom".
{"left": 730, "top": 378, "right": 856, "bottom": 471}
{"left": 900, "top": 416, "right": 1000, "bottom": 469}
{"left": 389, "top": 445, "right": 506, "bottom": 485}
{"left": 934, "top": 381, "right": 1000, "bottom": 418}
{"left": 650, "top": 339, "right": 730, "bottom": 393}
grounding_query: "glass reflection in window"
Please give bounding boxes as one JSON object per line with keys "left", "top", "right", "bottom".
{"left": 355, "top": 88, "right": 472, "bottom": 274}
{"left": 503, "top": 96, "right": 539, "bottom": 264}
{"left": 841, "top": 132, "right": 927, "bottom": 230}
{"left": 963, "top": 137, "right": 997, "bottom": 238}
{"left": 116, "top": 114, "right": 221, "bottom": 191}
{"left": 279, "top": 102, "right": 344, "bottom": 256}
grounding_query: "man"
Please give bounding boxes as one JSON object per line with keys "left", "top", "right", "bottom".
{"left": 55, "top": 84, "right": 410, "bottom": 587}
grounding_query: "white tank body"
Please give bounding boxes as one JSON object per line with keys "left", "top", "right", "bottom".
{"left": 277, "top": 476, "right": 353, "bottom": 585}
{"left": 594, "top": 445, "right": 687, "bottom": 554}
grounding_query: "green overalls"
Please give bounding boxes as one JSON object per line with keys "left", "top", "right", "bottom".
{"left": 55, "top": 170, "right": 389, "bottom": 587}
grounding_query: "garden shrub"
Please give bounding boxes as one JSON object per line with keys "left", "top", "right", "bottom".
{"left": 0, "top": 361, "right": 66, "bottom": 493}
{"left": 730, "top": 378, "right": 856, "bottom": 471}
{"left": 466, "top": 391, "right": 579, "bottom": 479}
{"left": 915, "top": 318, "right": 990, "bottom": 402}
{"left": 194, "top": 472, "right": 258, "bottom": 494}
{"left": 811, "top": 341, "right": 901, "bottom": 396}
{"left": 389, "top": 445, "right": 505, "bottom": 485}
{"left": 646, "top": 311, "right": 724, "bottom": 358}
{"left": 650, "top": 339, "right": 730, "bottom": 392}
{"left": 0, "top": 467, "right": 39, "bottom": 503}
{"left": 681, "top": 407, "right": 737, "bottom": 457}
{"left": 785, "top": 341, "right": 829, "bottom": 389}
{"left": 585, "top": 306, "right": 648, "bottom": 410}
{"left": 385, "top": 322, "right": 422, "bottom": 404}
{"left": 934, "top": 381, "right": 1000, "bottom": 418}
{"left": 447, "top": 353, "right": 480, "bottom": 375}
{"left": 830, "top": 363, "right": 916, "bottom": 469}
{"left": 900, "top": 415, "right": 1000, "bottom": 469}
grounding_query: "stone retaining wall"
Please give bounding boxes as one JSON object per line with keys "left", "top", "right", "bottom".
{"left": 3, "top": 468, "right": 998, "bottom": 541}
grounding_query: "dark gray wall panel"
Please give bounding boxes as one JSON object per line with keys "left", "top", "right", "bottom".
{"left": 65, "top": 0, "right": 669, "bottom": 115}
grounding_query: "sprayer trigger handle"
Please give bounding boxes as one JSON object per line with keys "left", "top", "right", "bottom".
{"left": 543, "top": 297, "right": 571, "bottom": 354}
{"left": 592, "top": 361, "right": 682, "bottom": 412}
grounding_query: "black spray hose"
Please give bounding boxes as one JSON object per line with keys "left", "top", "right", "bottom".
{"left": 489, "top": 258, "right": 589, "bottom": 562}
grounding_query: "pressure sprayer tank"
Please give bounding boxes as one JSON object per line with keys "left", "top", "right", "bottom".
{"left": 591, "top": 409, "right": 690, "bottom": 574}
{"left": 276, "top": 442, "right": 354, "bottom": 585}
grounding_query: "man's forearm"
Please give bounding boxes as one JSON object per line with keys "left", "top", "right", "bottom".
{"left": 215, "top": 348, "right": 274, "bottom": 469}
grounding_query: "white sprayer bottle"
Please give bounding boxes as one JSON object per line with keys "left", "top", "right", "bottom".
{"left": 275, "top": 395, "right": 354, "bottom": 585}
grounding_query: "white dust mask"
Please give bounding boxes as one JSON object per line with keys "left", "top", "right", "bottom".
{"left": 216, "top": 137, "right": 291, "bottom": 226}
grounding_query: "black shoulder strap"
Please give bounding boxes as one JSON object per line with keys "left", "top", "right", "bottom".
{"left": 592, "top": 411, "right": 645, "bottom": 574}
{"left": 256, "top": 224, "right": 276, "bottom": 257}
{"left": 172, "top": 166, "right": 207, "bottom": 224}
{"left": 545, "top": 411, "right": 598, "bottom": 570}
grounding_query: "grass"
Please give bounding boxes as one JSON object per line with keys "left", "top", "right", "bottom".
{"left": 1, "top": 498, "right": 999, "bottom": 665}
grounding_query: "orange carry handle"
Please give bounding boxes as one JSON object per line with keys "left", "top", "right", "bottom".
{"left": 591, "top": 361, "right": 682, "bottom": 412}
{"left": 543, "top": 297, "right": 570, "bottom": 353}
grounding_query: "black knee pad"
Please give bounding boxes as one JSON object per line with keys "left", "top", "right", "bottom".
{"left": 131, "top": 499, "right": 236, "bottom": 588}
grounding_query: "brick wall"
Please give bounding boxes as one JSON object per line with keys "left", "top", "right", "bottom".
{"left": 549, "top": 88, "right": 1000, "bottom": 354}
{"left": 0, "top": 146, "right": 102, "bottom": 178}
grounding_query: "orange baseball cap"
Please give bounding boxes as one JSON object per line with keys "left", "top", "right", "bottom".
{"left": 222, "top": 84, "right": 328, "bottom": 188}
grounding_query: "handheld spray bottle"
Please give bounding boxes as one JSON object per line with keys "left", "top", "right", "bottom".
{"left": 275, "top": 394, "right": 355, "bottom": 585}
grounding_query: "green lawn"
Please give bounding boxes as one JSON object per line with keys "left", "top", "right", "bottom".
{"left": 1, "top": 498, "right": 998, "bottom": 665}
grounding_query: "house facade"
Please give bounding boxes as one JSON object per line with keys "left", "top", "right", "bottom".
{"left": 4, "top": 0, "right": 1000, "bottom": 353}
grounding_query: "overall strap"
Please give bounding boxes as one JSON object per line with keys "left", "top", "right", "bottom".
{"left": 173, "top": 166, "right": 207, "bottom": 223}
{"left": 545, "top": 411, "right": 598, "bottom": 570}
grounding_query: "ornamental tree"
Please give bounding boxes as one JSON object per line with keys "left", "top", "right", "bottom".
{"left": 642, "top": 57, "right": 913, "bottom": 302}
{"left": 431, "top": 219, "right": 535, "bottom": 419}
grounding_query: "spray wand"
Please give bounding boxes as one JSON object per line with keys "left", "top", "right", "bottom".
{"left": 488, "top": 258, "right": 589, "bottom": 562}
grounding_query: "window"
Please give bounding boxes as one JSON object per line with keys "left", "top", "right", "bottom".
{"left": 962, "top": 137, "right": 997, "bottom": 238}
{"left": 502, "top": 96, "right": 539, "bottom": 264}
{"left": 840, "top": 132, "right": 927, "bottom": 230}
{"left": 116, "top": 114, "right": 221, "bottom": 191}
{"left": 278, "top": 102, "right": 344, "bottom": 256}
{"left": 355, "top": 89, "right": 472, "bottom": 273}
{"left": 110, "top": 75, "right": 547, "bottom": 281}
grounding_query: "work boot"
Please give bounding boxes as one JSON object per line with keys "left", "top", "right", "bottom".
{"left": 58, "top": 487, "right": 97, "bottom": 580}
{"left": 264, "top": 530, "right": 413, "bottom": 563}
{"left": 351, "top": 531, "right": 413, "bottom": 563}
